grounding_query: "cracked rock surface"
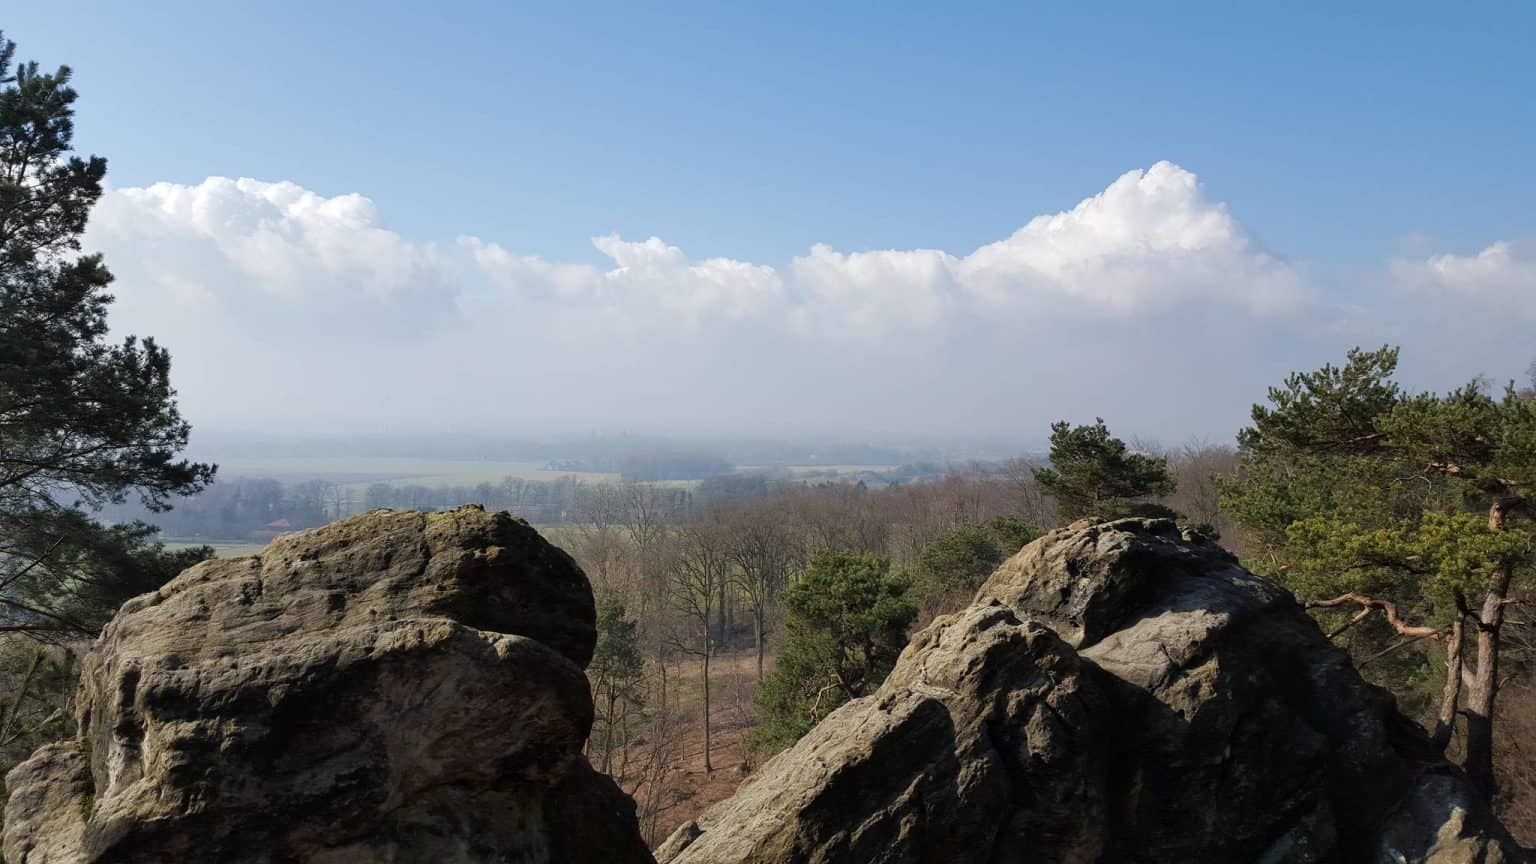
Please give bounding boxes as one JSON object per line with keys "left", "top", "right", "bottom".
{"left": 660, "top": 519, "right": 1523, "bottom": 864}
{"left": 3, "top": 506, "right": 654, "bottom": 864}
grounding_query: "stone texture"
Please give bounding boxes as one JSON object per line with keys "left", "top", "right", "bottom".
{"left": 661, "top": 518, "right": 1524, "bottom": 864}
{"left": 663, "top": 604, "right": 1106, "bottom": 864}
{"left": 3, "top": 506, "right": 653, "bottom": 864}
{"left": 1, "top": 743, "right": 91, "bottom": 863}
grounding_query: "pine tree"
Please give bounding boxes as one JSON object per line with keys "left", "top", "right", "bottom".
{"left": 1034, "top": 419, "right": 1175, "bottom": 522}
{"left": 1222, "top": 346, "right": 1535, "bottom": 799}
{"left": 748, "top": 551, "right": 914, "bottom": 754}
{"left": 914, "top": 516, "right": 1042, "bottom": 612}
{"left": 1, "top": 31, "right": 214, "bottom": 635}
{"left": 1, "top": 31, "right": 214, "bottom": 783}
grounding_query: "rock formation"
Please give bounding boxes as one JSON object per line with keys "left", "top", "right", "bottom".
{"left": 7, "top": 510, "right": 1524, "bottom": 863}
{"left": 660, "top": 518, "right": 1525, "bottom": 864}
{"left": 3, "top": 506, "right": 654, "bottom": 864}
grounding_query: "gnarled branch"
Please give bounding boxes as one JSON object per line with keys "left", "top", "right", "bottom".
{"left": 1306, "top": 592, "right": 1441, "bottom": 639}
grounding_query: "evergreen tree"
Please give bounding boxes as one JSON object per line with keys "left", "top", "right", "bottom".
{"left": 1222, "top": 346, "right": 1535, "bottom": 799}
{"left": 0, "top": 31, "right": 213, "bottom": 784}
{"left": 748, "top": 551, "right": 915, "bottom": 754}
{"left": 914, "top": 516, "right": 1042, "bottom": 611}
{"left": 0, "top": 30, "right": 214, "bottom": 637}
{"left": 1034, "top": 419, "right": 1175, "bottom": 522}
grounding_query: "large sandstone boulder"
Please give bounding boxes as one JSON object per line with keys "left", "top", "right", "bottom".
{"left": 3, "top": 506, "right": 654, "bottom": 864}
{"left": 661, "top": 518, "right": 1524, "bottom": 864}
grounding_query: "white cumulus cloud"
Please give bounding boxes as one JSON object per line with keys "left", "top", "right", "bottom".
{"left": 79, "top": 164, "right": 1533, "bottom": 442}
{"left": 1391, "top": 240, "right": 1536, "bottom": 320}
{"left": 459, "top": 161, "right": 1308, "bottom": 338}
{"left": 464, "top": 234, "right": 784, "bottom": 330}
{"left": 958, "top": 162, "right": 1304, "bottom": 314}
{"left": 91, "top": 177, "right": 455, "bottom": 337}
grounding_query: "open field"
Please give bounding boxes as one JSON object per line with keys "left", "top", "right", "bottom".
{"left": 164, "top": 540, "right": 269, "bottom": 558}
{"left": 217, "top": 457, "right": 909, "bottom": 488}
{"left": 738, "top": 464, "right": 896, "bottom": 476}
{"left": 214, "top": 456, "right": 619, "bottom": 487}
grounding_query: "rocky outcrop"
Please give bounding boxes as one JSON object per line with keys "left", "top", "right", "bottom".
{"left": 3, "top": 506, "right": 654, "bottom": 864}
{"left": 8, "top": 510, "right": 1523, "bottom": 863}
{"left": 661, "top": 518, "right": 1524, "bottom": 864}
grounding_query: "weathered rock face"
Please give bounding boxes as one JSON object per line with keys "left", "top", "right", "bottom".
{"left": 3, "top": 506, "right": 654, "bottom": 864}
{"left": 661, "top": 518, "right": 1524, "bottom": 864}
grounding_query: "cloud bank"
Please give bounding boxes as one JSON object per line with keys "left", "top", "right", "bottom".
{"left": 1392, "top": 240, "right": 1536, "bottom": 321}
{"left": 85, "top": 163, "right": 1534, "bottom": 446}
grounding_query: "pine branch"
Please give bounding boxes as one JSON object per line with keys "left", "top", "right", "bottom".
{"left": 1306, "top": 592, "right": 1442, "bottom": 639}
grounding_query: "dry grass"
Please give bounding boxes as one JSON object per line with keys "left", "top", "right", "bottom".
{"left": 162, "top": 540, "right": 269, "bottom": 557}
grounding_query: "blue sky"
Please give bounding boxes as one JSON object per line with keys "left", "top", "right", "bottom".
{"left": 6, "top": 3, "right": 1535, "bottom": 445}
{"left": 14, "top": 2, "right": 1533, "bottom": 266}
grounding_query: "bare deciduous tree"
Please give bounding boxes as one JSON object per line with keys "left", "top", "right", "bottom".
{"left": 1002, "top": 457, "right": 1054, "bottom": 527}
{"left": 666, "top": 514, "right": 731, "bottom": 773}
{"left": 725, "top": 498, "right": 800, "bottom": 680}
{"left": 1167, "top": 438, "right": 1238, "bottom": 531}
{"left": 322, "top": 483, "right": 351, "bottom": 522}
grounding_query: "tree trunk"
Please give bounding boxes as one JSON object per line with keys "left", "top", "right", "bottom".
{"left": 1431, "top": 611, "right": 1464, "bottom": 752}
{"left": 656, "top": 642, "right": 669, "bottom": 711}
{"left": 1463, "top": 500, "right": 1515, "bottom": 800}
{"left": 754, "top": 604, "right": 766, "bottom": 682}
{"left": 701, "top": 642, "right": 713, "bottom": 773}
{"left": 601, "top": 692, "right": 617, "bottom": 774}
{"left": 619, "top": 704, "right": 630, "bottom": 775}
{"left": 716, "top": 579, "right": 727, "bottom": 645}
{"left": 0, "top": 650, "right": 42, "bottom": 747}
{"left": 1464, "top": 563, "right": 1509, "bottom": 800}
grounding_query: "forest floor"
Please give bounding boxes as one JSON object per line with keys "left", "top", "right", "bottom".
{"left": 618, "top": 648, "right": 764, "bottom": 847}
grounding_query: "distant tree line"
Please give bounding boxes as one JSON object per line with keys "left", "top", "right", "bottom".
{"left": 100, "top": 460, "right": 1067, "bottom": 544}
{"left": 97, "top": 475, "right": 697, "bottom": 541}
{"left": 552, "top": 449, "right": 733, "bottom": 482}
{"left": 359, "top": 477, "right": 691, "bottom": 527}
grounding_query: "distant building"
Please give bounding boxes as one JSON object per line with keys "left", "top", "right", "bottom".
{"left": 250, "top": 517, "right": 295, "bottom": 542}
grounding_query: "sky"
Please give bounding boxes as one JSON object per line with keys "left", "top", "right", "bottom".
{"left": 7, "top": 2, "right": 1536, "bottom": 451}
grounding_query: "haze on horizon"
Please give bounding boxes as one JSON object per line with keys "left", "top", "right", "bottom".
{"left": 10, "top": 3, "right": 1534, "bottom": 452}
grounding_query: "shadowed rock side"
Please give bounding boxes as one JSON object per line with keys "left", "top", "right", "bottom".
{"left": 660, "top": 518, "right": 1525, "bottom": 864}
{"left": 2, "top": 506, "right": 654, "bottom": 864}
